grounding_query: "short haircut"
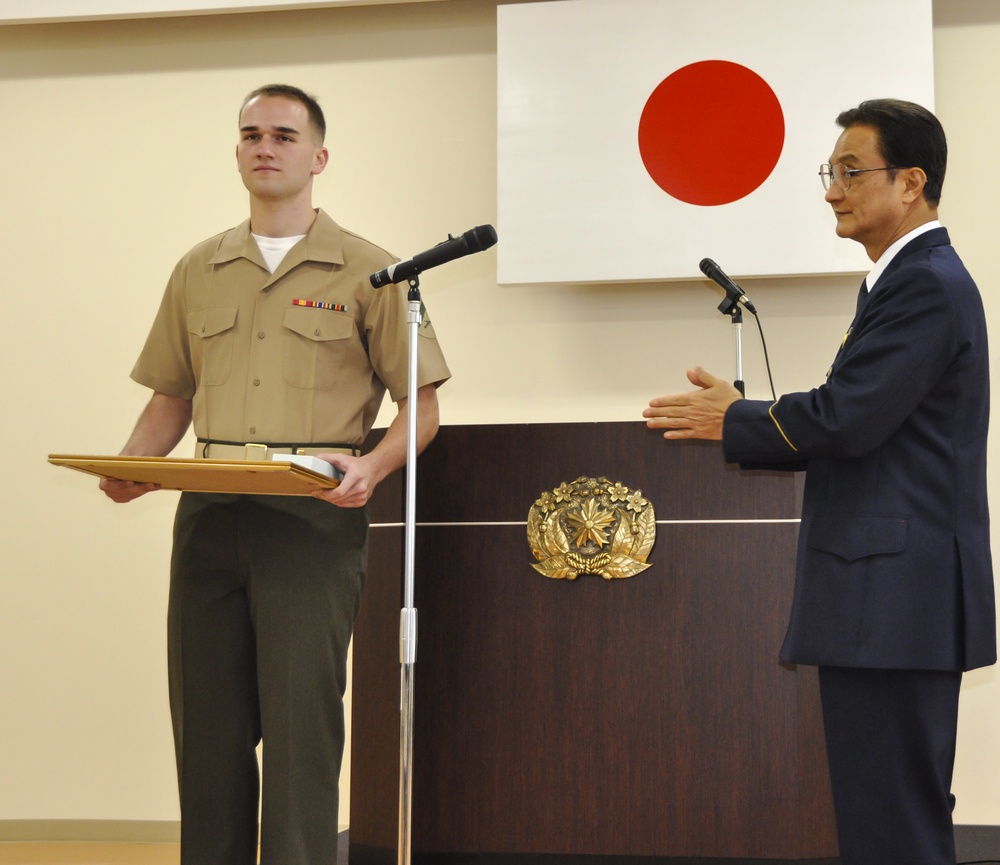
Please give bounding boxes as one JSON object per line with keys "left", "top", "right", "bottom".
{"left": 240, "top": 84, "right": 327, "bottom": 143}
{"left": 836, "top": 98, "right": 946, "bottom": 206}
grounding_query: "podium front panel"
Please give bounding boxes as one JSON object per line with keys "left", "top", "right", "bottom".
{"left": 350, "top": 423, "right": 837, "bottom": 863}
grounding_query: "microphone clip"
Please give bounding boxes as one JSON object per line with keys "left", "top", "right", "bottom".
{"left": 718, "top": 294, "right": 743, "bottom": 320}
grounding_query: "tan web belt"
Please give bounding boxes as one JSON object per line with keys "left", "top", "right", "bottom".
{"left": 196, "top": 439, "right": 360, "bottom": 460}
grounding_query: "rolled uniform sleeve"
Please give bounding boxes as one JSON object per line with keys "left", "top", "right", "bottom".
{"left": 131, "top": 257, "right": 199, "bottom": 401}
{"left": 363, "top": 282, "right": 451, "bottom": 403}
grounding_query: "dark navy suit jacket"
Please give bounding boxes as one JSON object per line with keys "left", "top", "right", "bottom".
{"left": 724, "top": 227, "right": 995, "bottom": 672}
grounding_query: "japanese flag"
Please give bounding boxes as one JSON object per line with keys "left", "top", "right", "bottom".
{"left": 497, "top": 0, "right": 934, "bottom": 285}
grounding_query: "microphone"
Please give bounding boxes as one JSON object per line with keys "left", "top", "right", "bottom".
{"left": 370, "top": 224, "right": 498, "bottom": 288}
{"left": 699, "top": 257, "right": 757, "bottom": 314}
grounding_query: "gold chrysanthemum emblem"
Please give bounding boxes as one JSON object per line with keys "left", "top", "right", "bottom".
{"left": 527, "top": 476, "right": 656, "bottom": 580}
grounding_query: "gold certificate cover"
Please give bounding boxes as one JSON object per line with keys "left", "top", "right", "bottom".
{"left": 48, "top": 454, "right": 340, "bottom": 496}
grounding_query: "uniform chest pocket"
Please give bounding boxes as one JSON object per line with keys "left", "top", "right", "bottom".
{"left": 187, "top": 307, "right": 238, "bottom": 387}
{"left": 282, "top": 306, "right": 357, "bottom": 390}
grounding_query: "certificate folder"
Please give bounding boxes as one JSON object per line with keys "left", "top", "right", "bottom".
{"left": 48, "top": 454, "right": 341, "bottom": 496}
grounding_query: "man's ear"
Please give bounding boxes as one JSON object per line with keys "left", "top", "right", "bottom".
{"left": 312, "top": 146, "right": 330, "bottom": 176}
{"left": 900, "top": 166, "right": 927, "bottom": 204}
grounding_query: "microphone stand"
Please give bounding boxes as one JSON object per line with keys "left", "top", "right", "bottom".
{"left": 718, "top": 296, "right": 746, "bottom": 396}
{"left": 397, "top": 274, "right": 422, "bottom": 865}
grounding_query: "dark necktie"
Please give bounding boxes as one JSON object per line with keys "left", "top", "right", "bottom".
{"left": 828, "top": 278, "right": 867, "bottom": 379}
{"left": 855, "top": 277, "right": 869, "bottom": 317}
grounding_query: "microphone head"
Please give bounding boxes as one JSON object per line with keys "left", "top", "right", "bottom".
{"left": 465, "top": 224, "right": 498, "bottom": 252}
{"left": 698, "top": 257, "right": 718, "bottom": 278}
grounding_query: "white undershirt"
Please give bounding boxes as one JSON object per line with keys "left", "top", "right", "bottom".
{"left": 252, "top": 233, "right": 306, "bottom": 274}
{"left": 866, "top": 220, "right": 941, "bottom": 291}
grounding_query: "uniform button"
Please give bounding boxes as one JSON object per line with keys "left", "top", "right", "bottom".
{"left": 314, "top": 328, "right": 322, "bottom": 337}
{"left": 201, "top": 325, "right": 206, "bottom": 333}
{"left": 253, "top": 378, "right": 261, "bottom": 387}
{"left": 249, "top": 426, "right": 256, "bottom": 435}
{"left": 258, "top": 331, "right": 265, "bottom": 339}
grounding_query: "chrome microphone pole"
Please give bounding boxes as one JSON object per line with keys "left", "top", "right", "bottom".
{"left": 718, "top": 295, "right": 746, "bottom": 396}
{"left": 702, "top": 258, "right": 753, "bottom": 396}
{"left": 370, "top": 225, "right": 495, "bottom": 865}
{"left": 397, "top": 275, "right": 422, "bottom": 865}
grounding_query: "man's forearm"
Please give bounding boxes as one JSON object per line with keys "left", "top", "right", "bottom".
{"left": 366, "top": 384, "right": 440, "bottom": 484}
{"left": 120, "top": 391, "right": 193, "bottom": 457}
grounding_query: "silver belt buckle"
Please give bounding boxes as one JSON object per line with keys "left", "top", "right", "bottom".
{"left": 244, "top": 442, "right": 269, "bottom": 461}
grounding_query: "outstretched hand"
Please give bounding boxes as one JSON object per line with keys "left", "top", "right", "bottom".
{"left": 643, "top": 366, "right": 743, "bottom": 441}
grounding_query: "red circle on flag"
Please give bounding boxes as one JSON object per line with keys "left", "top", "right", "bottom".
{"left": 638, "top": 60, "right": 785, "bottom": 206}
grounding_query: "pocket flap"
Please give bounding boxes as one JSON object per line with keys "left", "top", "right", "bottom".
{"left": 283, "top": 306, "right": 354, "bottom": 342}
{"left": 809, "top": 513, "right": 908, "bottom": 562}
{"left": 188, "top": 306, "right": 238, "bottom": 338}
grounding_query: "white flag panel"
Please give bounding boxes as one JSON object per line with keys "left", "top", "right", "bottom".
{"left": 497, "top": 0, "right": 934, "bottom": 285}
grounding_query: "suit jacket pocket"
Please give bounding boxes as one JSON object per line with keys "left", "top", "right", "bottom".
{"left": 808, "top": 512, "right": 908, "bottom": 562}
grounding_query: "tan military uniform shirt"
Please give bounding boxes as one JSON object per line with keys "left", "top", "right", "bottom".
{"left": 131, "top": 209, "right": 450, "bottom": 447}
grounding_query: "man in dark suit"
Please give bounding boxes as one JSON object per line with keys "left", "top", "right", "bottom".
{"left": 644, "top": 99, "right": 995, "bottom": 865}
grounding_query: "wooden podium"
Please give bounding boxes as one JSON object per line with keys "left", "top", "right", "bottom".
{"left": 350, "top": 422, "right": 838, "bottom": 864}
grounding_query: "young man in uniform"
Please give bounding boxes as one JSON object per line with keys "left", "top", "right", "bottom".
{"left": 102, "top": 84, "right": 450, "bottom": 865}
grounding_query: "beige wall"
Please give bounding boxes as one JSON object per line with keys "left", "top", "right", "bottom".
{"left": 1, "top": 0, "right": 998, "bottom": 833}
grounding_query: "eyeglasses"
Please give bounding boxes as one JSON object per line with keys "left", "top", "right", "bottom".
{"left": 819, "top": 162, "right": 898, "bottom": 191}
